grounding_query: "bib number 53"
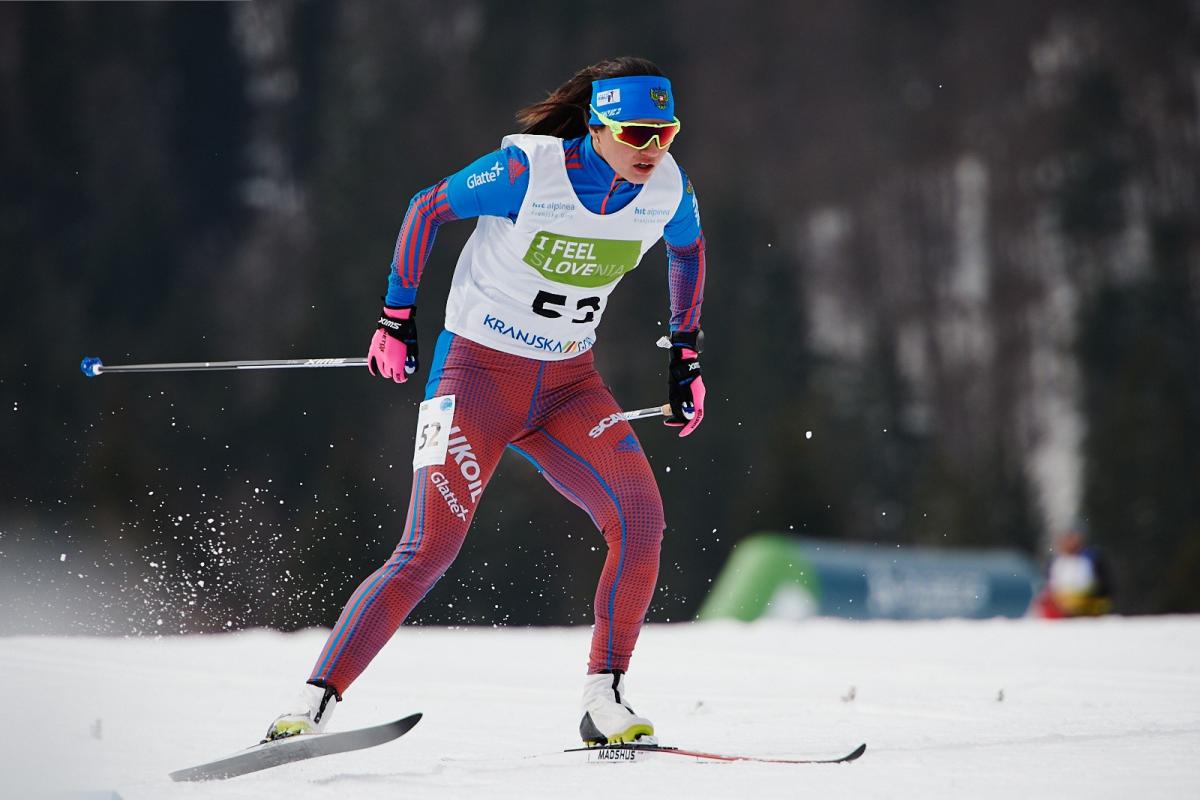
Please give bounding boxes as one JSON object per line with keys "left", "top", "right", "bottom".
{"left": 532, "top": 290, "right": 600, "bottom": 323}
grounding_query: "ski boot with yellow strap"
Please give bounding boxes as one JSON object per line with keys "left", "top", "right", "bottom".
{"left": 579, "top": 670, "right": 656, "bottom": 745}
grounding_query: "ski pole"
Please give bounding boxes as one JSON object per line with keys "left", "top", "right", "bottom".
{"left": 79, "top": 356, "right": 367, "bottom": 377}
{"left": 80, "top": 355, "right": 672, "bottom": 420}
{"left": 622, "top": 404, "right": 672, "bottom": 421}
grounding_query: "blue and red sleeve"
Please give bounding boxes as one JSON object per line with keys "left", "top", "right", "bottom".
{"left": 663, "top": 165, "right": 705, "bottom": 333}
{"left": 385, "top": 146, "right": 530, "bottom": 307}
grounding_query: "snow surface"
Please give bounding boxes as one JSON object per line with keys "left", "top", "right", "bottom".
{"left": 5, "top": 617, "right": 1200, "bottom": 799}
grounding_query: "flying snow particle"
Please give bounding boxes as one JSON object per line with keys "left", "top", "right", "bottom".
{"left": 805, "top": 431, "right": 813, "bottom": 439}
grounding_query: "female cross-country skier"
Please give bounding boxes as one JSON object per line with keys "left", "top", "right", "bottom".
{"left": 265, "top": 56, "right": 706, "bottom": 746}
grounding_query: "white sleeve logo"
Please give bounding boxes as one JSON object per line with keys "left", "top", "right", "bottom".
{"left": 413, "top": 395, "right": 456, "bottom": 470}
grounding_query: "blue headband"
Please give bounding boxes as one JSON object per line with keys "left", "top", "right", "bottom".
{"left": 588, "top": 76, "right": 675, "bottom": 124}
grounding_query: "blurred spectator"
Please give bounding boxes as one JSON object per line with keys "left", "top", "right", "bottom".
{"left": 1036, "top": 523, "right": 1113, "bottom": 617}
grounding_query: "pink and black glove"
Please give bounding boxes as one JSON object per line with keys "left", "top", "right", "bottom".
{"left": 665, "top": 329, "right": 705, "bottom": 437}
{"left": 368, "top": 305, "right": 419, "bottom": 383}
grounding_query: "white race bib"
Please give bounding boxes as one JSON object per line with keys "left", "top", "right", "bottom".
{"left": 413, "top": 394, "right": 456, "bottom": 470}
{"left": 442, "top": 134, "right": 682, "bottom": 360}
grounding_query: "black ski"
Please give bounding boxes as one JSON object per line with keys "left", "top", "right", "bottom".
{"left": 563, "top": 740, "right": 867, "bottom": 764}
{"left": 169, "top": 713, "right": 423, "bottom": 781}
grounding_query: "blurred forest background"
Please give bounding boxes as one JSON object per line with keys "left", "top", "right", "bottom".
{"left": 2, "top": 0, "right": 1198, "bottom": 635}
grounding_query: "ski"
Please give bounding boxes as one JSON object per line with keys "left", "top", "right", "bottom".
{"left": 562, "top": 741, "right": 867, "bottom": 764}
{"left": 168, "top": 713, "right": 423, "bottom": 781}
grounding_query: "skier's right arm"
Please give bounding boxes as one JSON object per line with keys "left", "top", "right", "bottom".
{"left": 383, "top": 146, "right": 530, "bottom": 306}
{"left": 370, "top": 147, "right": 530, "bottom": 382}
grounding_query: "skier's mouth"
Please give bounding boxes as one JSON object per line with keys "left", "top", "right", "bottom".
{"left": 633, "top": 162, "right": 655, "bottom": 174}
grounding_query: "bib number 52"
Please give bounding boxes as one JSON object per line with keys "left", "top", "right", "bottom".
{"left": 532, "top": 290, "right": 600, "bottom": 323}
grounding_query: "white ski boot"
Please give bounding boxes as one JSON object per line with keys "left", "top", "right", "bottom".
{"left": 579, "top": 670, "right": 656, "bottom": 745}
{"left": 263, "top": 683, "right": 339, "bottom": 742}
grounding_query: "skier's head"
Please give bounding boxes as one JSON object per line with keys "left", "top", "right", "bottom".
{"left": 516, "top": 57, "right": 679, "bottom": 184}
{"left": 1057, "top": 519, "right": 1090, "bottom": 554}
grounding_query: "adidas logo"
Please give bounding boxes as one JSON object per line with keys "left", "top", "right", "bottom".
{"left": 508, "top": 156, "right": 527, "bottom": 184}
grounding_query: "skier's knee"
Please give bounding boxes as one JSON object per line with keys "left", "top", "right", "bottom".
{"left": 387, "top": 529, "right": 463, "bottom": 577}
{"left": 603, "top": 517, "right": 663, "bottom": 565}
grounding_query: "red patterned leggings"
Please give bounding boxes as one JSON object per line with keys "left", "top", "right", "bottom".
{"left": 309, "top": 332, "right": 665, "bottom": 695}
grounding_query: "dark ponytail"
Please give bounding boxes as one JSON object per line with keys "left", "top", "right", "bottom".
{"left": 516, "top": 56, "right": 667, "bottom": 138}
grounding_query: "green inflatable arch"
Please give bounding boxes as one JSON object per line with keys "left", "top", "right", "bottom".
{"left": 697, "top": 533, "right": 1038, "bottom": 621}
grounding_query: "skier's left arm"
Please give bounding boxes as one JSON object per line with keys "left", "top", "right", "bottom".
{"left": 662, "top": 166, "right": 706, "bottom": 437}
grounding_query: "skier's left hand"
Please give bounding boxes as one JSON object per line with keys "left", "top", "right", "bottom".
{"left": 665, "top": 329, "right": 705, "bottom": 437}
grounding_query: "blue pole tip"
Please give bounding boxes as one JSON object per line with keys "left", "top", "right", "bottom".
{"left": 81, "top": 357, "right": 103, "bottom": 377}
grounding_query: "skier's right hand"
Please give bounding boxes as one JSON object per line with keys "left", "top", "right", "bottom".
{"left": 368, "top": 304, "right": 419, "bottom": 383}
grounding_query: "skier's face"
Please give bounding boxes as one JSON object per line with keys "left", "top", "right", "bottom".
{"left": 589, "top": 122, "right": 671, "bottom": 185}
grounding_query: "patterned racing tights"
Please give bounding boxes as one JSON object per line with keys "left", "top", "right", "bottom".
{"left": 308, "top": 331, "right": 665, "bottom": 696}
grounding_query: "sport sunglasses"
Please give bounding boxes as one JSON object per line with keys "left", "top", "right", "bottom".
{"left": 589, "top": 105, "right": 682, "bottom": 150}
